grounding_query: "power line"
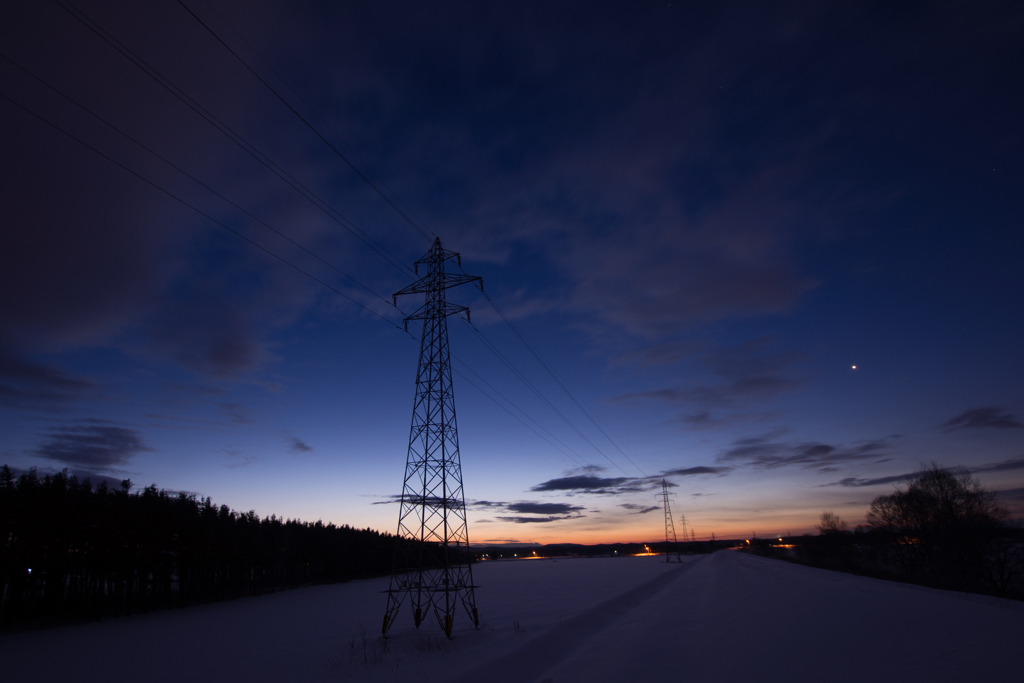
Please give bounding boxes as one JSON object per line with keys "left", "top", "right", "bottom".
{"left": 177, "top": 0, "right": 435, "bottom": 244}
{"left": 451, "top": 357, "right": 590, "bottom": 468}
{"left": 197, "top": 0, "right": 436, "bottom": 243}
{"left": 115, "top": 0, "right": 629, "bottom": 475}
{"left": 45, "top": 1, "right": 643, "bottom": 477}
{"left": 1, "top": 71, "right": 592, "bottom": 468}
{"left": 182, "top": 0, "right": 649, "bottom": 477}
{"left": 451, "top": 366, "right": 586, "bottom": 469}
{"left": 186, "top": 1, "right": 646, "bottom": 475}
{"left": 0, "top": 51, "right": 393, "bottom": 309}
{"left": 479, "top": 291, "right": 647, "bottom": 476}
{"left": 53, "top": 0, "right": 415, "bottom": 278}
{"left": 0, "top": 90, "right": 403, "bottom": 330}
{"left": 462, "top": 318, "right": 630, "bottom": 476}
{"left": 5, "top": 28, "right": 604, "bottom": 473}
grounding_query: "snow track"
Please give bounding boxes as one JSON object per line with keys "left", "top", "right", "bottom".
{"left": 451, "top": 557, "right": 700, "bottom": 683}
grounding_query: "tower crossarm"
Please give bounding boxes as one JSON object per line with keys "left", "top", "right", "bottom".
{"left": 414, "top": 239, "right": 465, "bottom": 270}
{"left": 401, "top": 302, "right": 471, "bottom": 329}
{"left": 393, "top": 273, "right": 483, "bottom": 305}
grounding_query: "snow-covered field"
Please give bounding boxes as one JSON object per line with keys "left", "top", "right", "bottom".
{"left": 2, "top": 550, "right": 1021, "bottom": 682}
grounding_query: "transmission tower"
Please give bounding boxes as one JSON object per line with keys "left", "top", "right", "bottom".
{"left": 382, "top": 238, "right": 483, "bottom": 638}
{"left": 660, "top": 480, "right": 682, "bottom": 563}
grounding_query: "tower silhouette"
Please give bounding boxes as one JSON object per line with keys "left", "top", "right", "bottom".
{"left": 660, "top": 479, "right": 682, "bottom": 562}
{"left": 382, "top": 238, "right": 483, "bottom": 638}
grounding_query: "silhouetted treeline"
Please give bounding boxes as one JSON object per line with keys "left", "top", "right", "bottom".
{"left": 0, "top": 466, "right": 408, "bottom": 630}
{"left": 747, "top": 464, "right": 1024, "bottom": 600}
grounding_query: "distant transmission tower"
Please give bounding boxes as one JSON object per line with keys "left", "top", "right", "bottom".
{"left": 660, "top": 480, "right": 682, "bottom": 563}
{"left": 382, "top": 238, "right": 483, "bottom": 638}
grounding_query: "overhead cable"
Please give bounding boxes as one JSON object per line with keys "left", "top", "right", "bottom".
{"left": 53, "top": 0, "right": 414, "bottom": 278}
{"left": 0, "top": 90, "right": 402, "bottom": 330}
{"left": 177, "top": 0, "right": 435, "bottom": 244}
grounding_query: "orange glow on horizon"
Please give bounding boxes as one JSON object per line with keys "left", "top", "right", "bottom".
{"left": 464, "top": 510, "right": 829, "bottom": 546}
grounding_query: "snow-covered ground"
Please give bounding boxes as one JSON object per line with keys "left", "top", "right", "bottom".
{"left": 2, "top": 550, "right": 1021, "bottom": 682}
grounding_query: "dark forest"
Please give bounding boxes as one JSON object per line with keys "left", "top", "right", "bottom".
{"left": 0, "top": 466, "right": 403, "bottom": 630}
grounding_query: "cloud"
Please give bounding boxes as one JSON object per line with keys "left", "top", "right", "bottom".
{"left": 496, "top": 516, "right": 578, "bottom": 524}
{"left": 143, "top": 291, "right": 272, "bottom": 379}
{"left": 819, "top": 472, "right": 923, "bottom": 488}
{"left": 469, "top": 500, "right": 587, "bottom": 523}
{"left": 674, "top": 410, "right": 782, "bottom": 431}
{"left": 972, "top": 457, "right": 1024, "bottom": 474}
{"left": 995, "top": 488, "right": 1024, "bottom": 517}
{"left": 716, "top": 432, "right": 897, "bottom": 471}
{"left": 32, "top": 420, "right": 152, "bottom": 469}
{"left": 289, "top": 1, "right": 916, "bottom": 349}
{"left": 530, "top": 475, "right": 633, "bottom": 493}
{"left": 942, "top": 407, "right": 1023, "bottom": 431}
{"left": 286, "top": 435, "right": 313, "bottom": 455}
{"left": 506, "top": 502, "right": 585, "bottom": 515}
{"left": 223, "top": 447, "right": 260, "bottom": 469}
{"left": 619, "top": 503, "right": 660, "bottom": 514}
{"left": 530, "top": 464, "right": 730, "bottom": 496}
{"left": 374, "top": 498, "right": 587, "bottom": 523}
{"left": 663, "top": 466, "right": 731, "bottom": 477}
{"left": 0, "top": 351, "right": 96, "bottom": 408}
{"left": 225, "top": 458, "right": 259, "bottom": 470}
{"left": 613, "top": 340, "right": 704, "bottom": 368}
{"left": 0, "top": 13, "right": 331, "bottom": 384}
{"left": 221, "top": 403, "right": 253, "bottom": 425}
{"left": 819, "top": 457, "right": 1024, "bottom": 487}
{"left": 995, "top": 488, "right": 1024, "bottom": 502}
{"left": 610, "top": 339, "right": 807, "bottom": 430}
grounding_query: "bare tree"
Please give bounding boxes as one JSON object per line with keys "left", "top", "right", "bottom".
{"left": 817, "top": 511, "right": 848, "bottom": 535}
{"left": 867, "top": 463, "right": 1014, "bottom": 591}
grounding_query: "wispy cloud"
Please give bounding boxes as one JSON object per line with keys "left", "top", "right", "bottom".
{"left": 819, "top": 456, "right": 1024, "bottom": 487}
{"left": 610, "top": 338, "right": 807, "bottom": 429}
{"left": 530, "top": 464, "right": 730, "bottom": 496}
{"left": 942, "top": 407, "right": 1023, "bottom": 431}
{"left": 972, "top": 456, "right": 1024, "bottom": 473}
{"left": 223, "top": 447, "right": 260, "bottom": 470}
{"left": 996, "top": 487, "right": 1024, "bottom": 506}
{"left": 716, "top": 431, "right": 898, "bottom": 471}
{"left": 817, "top": 471, "right": 923, "bottom": 488}
{"left": 496, "top": 515, "right": 581, "bottom": 524}
{"left": 0, "top": 351, "right": 95, "bottom": 408}
{"left": 619, "top": 503, "right": 660, "bottom": 514}
{"left": 221, "top": 402, "right": 253, "bottom": 426}
{"left": 483, "top": 500, "right": 587, "bottom": 524}
{"left": 286, "top": 435, "right": 313, "bottom": 455}
{"left": 505, "top": 502, "right": 585, "bottom": 515}
{"left": 32, "top": 419, "right": 152, "bottom": 469}
{"left": 372, "top": 497, "right": 587, "bottom": 524}
{"left": 530, "top": 475, "right": 634, "bottom": 493}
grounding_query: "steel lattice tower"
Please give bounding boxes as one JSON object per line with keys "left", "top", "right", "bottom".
{"left": 660, "top": 479, "right": 682, "bottom": 563}
{"left": 382, "top": 238, "right": 483, "bottom": 638}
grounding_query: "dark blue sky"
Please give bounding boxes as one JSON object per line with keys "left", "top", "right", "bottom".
{"left": 1, "top": 0, "right": 1022, "bottom": 541}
